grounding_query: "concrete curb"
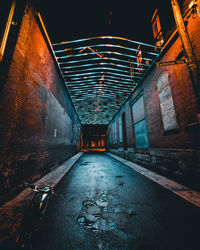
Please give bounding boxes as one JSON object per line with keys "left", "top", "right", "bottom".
{"left": 0, "top": 152, "right": 84, "bottom": 243}
{"left": 106, "top": 152, "right": 200, "bottom": 208}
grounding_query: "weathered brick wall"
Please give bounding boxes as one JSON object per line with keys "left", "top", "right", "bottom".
{"left": 186, "top": 0, "right": 200, "bottom": 62}
{"left": 0, "top": 1, "right": 81, "bottom": 202}
{"left": 107, "top": 0, "right": 200, "bottom": 189}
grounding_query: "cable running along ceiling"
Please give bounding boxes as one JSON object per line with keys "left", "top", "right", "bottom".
{"left": 53, "top": 36, "right": 162, "bottom": 124}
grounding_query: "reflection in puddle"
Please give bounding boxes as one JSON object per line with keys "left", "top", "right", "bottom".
{"left": 77, "top": 214, "right": 118, "bottom": 233}
{"left": 77, "top": 193, "right": 135, "bottom": 240}
{"left": 77, "top": 194, "right": 112, "bottom": 233}
{"left": 96, "top": 194, "right": 108, "bottom": 207}
{"left": 77, "top": 216, "right": 101, "bottom": 232}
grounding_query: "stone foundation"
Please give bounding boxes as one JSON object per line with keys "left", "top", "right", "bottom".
{"left": 108, "top": 147, "right": 200, "bottom": 191}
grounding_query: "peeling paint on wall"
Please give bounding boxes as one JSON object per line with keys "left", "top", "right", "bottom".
{"left": 157, "top": 71, "right": 178, "bottom": 131}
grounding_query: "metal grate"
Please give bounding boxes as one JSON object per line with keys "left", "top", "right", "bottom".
{"left": 53, "top": 36, "right": 162, "bottom": 125}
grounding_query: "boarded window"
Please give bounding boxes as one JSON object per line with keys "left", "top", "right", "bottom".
{"left": 112, "top": 122, "right": 117, "bottom": 144}
{"left": 132, "top": 95, "right": 145, "bottom": 124}
{"left": 157, "top": 71, "right": 178, "bottom": 131}
{"left": 134, "top": 119, "right": 149, "bottom": 148}
{"left": 109, "top": 128, "right": 112, "bottom": 144}
{"left": 132, "top": 94, "right": 149, "bottom": 148}
{"left": 118, "top": 116, "right": 123, "bottom": 142}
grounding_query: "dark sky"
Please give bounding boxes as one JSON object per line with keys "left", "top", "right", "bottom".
{"left": 36, "top": 0, "right": 174, "bottom": 44}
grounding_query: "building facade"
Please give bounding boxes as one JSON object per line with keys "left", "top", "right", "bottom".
{"left": 0, "top": 0, "right": 81, "bottom": 202}
{"left": 107, "top": 0, "right": 200, "bottom": 190}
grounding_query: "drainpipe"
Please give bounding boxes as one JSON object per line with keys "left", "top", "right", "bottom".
{"left": 171, "top": 0, "right": 200, "bottom": 124}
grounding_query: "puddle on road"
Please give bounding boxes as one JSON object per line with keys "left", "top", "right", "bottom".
{"left": 77, "top": 194, "right": 108, "bottom": 233}
{"left": 115, "top": 175, "right": 123, "bottom": 178}
{"left": 77, "top": 193, "right": 134, "bottom": 239}
{"left": 96, "top": 194, "right": 108, "bottom": 207}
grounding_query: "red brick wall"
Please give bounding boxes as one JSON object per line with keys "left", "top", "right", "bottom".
{"left": 144, "top": 0, "right": 200, "bottom": 148}
{"left": 0, "top": 1, "right": 81, "bottom": 201}
{"left": 108, "top": 0, "right": 200, "bottom": 186}
{"left": 144, "top": 43, "right": 198, "bottom": 149}
{"left": 186, "top": 0, "right": 200, "bottom": 62}
{"left": 109, "top": 0, "right": 200, "bottom": 149}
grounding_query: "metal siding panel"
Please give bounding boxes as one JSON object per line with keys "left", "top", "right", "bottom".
{"left": 132, "top": 95, "right": 145, "bottom": 124}
{"left": 119, "top": 116, "right": 123, "bottom": 142}
{"left": 134, "top": 119, "right": 149, "bottom": 148}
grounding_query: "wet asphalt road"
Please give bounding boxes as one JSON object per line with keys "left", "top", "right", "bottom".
{"left": 30, "top": 152, "right": 200, "bottom": 250}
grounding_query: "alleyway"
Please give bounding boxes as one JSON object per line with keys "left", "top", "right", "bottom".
{"left": 1, "top": 1, "right": 200, "bottom": 249}
{"left": 29, "top": 153, "right": 200, "bottom": 250}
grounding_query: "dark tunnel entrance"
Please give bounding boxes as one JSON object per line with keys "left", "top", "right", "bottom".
{"left": 81, "top": 125, "right": 107, "bottom": 152}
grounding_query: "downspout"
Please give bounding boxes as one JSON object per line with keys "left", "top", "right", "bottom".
{"left": 171, "top": 0, "right": 200, "bottom": 124}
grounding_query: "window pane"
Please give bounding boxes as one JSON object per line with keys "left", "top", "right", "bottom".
{"left": 112, "top": 122, "right": 116, "bottom": 144}
{"left": 132, "top": 95, "right": 145, "bottom": 124}
{"left": 134, "top": 119, "right": 149, "bottom": 148}
{"left": 119, "top": 116, "right": 123, "bottom": 142}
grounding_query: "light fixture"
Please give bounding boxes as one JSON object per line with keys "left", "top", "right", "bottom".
{"left": 189, "top": 1, "right": 197, "bottom": 9}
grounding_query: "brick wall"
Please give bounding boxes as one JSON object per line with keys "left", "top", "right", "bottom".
{"left": 0, "top": 0, "right": 81, "bottom": 202}
{"left": 107, "top": 0, "right": 200, "bottom": 190}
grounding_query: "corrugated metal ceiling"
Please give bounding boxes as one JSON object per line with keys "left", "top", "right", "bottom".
{"left": 53, "top": 36, "right": 161, "bottom": 124}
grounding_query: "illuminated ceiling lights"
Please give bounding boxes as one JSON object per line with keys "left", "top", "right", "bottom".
{"left": 53, "top": 36, "right": 162, "bottom": 125}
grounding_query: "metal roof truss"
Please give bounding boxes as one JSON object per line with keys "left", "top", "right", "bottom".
{"left": 53, "top": 36, "right": 161, "bottom": 124}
